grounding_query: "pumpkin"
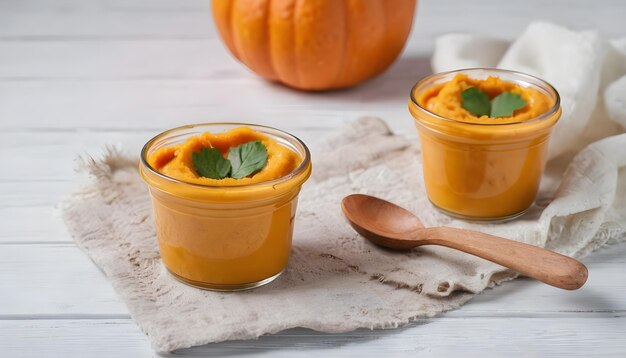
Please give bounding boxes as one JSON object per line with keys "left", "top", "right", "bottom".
{"left": 212, "top": 0, "right": 417, "bottom": 91}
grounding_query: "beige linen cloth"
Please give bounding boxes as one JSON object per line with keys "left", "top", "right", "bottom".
{"left": 63, "top": 23, "right": 626, "bottom": 353}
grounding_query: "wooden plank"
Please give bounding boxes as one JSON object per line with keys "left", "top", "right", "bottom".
{"left": 2, "top": 0, "right": 625, "bottom": 39}
{"left": 0, "top": 40, "right": 239, "bottom": 80}
{"left": 0, "top": 247, "right": 126, "bottom": 317}
{"left": 0, "top": 182, "right": 70, "bottom": 207}
{"left": 0, "top": 244, "right": 128, "bottom": 315}
{"left": 0, "top": 182, "right": 71, "bottom": 244}
{"left": 0, "top": 79, "right": 421, "bottom": 132}
{"left": 0, "top": 317, "right": 624, "bottom": 357}
{"left": 0, "top": 206, "right": 70, "bottom": 244}
{"left": 0, "top": 243, "right": 624, "bottom": 316}
{"left": 179, "top": 317, "right": 626, "bottom": 357}
{"left": 0, "top": 12, "right": 214, "bottom": 39}
{"left": 0, "top": 0, "right": 206, "bottom": 13}
{"left": 0, "top": 131, "right": 149, "bottom": 181}
{"left": 412, "top": 0, "right": 626, "bottom": 39}
{"left": 0, "top": 319, "right": 152, "bottom": 358}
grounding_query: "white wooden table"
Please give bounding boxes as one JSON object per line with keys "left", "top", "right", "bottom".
{"left": 2, "top": 0, "right": 625, "bottom": 356}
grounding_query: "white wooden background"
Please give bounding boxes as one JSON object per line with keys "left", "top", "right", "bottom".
{"left": 1, "top": 0, "right": 625, "bottom": 356}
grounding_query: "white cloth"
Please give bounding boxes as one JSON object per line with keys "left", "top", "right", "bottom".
{"left": 62, "top": 23, "right": 626, "bottom": 353}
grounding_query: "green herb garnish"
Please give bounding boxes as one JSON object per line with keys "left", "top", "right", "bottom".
{"left": 461, "top": 87, "right": 527, "bottom": 118}
{"left": 192, "top": 147, "right": 232, "bottom": 179}
{"left": 192, "top": 140, "right": 268, "bottom": 180}
{"left": 490, "top": 92, "right": 527, "bottom": 117}
{"left": 461, "top": 87, "right": 491, "bottom": 117}
{"left": 228, "top": 141, "right": 268, "bottom": 179}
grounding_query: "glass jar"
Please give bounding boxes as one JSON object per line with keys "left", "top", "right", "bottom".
{"left": 139, "top": 123, "right": 312, "bottom": 291}
{"left": 408, "top": 68, "right": 561, "bottom": 221}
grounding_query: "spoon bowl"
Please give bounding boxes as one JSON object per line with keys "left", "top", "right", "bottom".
{"left": 341, "top": 194, "right": 588, "bottom": 290}
{"left": 341, "top": 193, "right": 424, "bottom": 249}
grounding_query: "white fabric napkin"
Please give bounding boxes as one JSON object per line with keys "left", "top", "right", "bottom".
{"left": 62, "top": 23, "right": 626, "bottom": 353}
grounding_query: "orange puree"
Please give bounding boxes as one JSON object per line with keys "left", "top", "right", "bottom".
{"left": 148, "top": 126, "right": 299, "bottom": 186}
{"left": 140, "top": 124, "right": 311, "bottom": 290}
{"left": 419, "top": 74, "right": 551, "bottom": 124}
{"left": 409, "top": 70, "right": 560, "bottom": 220}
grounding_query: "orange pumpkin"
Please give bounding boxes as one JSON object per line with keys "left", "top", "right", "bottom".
{"left": 212, "top": 0, "right": 417, "bottom": 90}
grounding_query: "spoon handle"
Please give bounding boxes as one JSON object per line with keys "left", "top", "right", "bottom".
{"left": 423, "top": 227, "right": 588, "bottom": 290}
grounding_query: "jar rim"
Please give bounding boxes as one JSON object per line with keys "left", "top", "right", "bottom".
{"left": 140, "top": 122, "right": 312, "bottom": 190}
{"left": 409, "top": 68, "right": 561, "bottom": 127}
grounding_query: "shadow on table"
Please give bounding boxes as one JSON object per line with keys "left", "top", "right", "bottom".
{"left": 159, "top": 321, "right": 432, "bottom": 357}
{"left": 466, "top": 242, "right": 626, "bottom": 309}
{"left": 259, "top": 54, "right": 432, "bottom": 104}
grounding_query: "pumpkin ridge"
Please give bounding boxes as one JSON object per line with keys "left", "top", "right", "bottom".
{"left": 334, "top": 0, "right": 349, "bottom": 87}
{"left": 226, "top": 1, "right": 235, "bottom": 61}
{"left": 212, "top": 0, "right": 240, "bottom": 61}
{"left": 264, "top": 0, "right": 279, "bottom": 80}
{"left": 226, "top": 0, "right": 239, "bottom": 60}
{"left": 292, "top": 0, "right": 307, "bottom": 89}
{"left": 230, "top": 0, "right": 246, "bottom": 64}
{"left": 291, "top": 0, "right": 301, "bottom": 87}
{"left": 281, "top": 0, "right": 301, "bottom": 88}
{"left": 376, "top": 0, "right": 387, "bottom": 78}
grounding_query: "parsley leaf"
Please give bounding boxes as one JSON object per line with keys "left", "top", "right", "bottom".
{"left": 490, "top": 92, "right": 527, "bottom": 117}
{"left": 461, "top": 87, "right": 491, "bottom": 117}
{"left": 191, "top": 141, "right": 268, "bottom": 180}
{"left": 192, "top": 147, "right": 231, "bottom": 179}
{"left": 228, "top": 141, "right": 268, "bottom": 179}
{"left": 461, "top": 87, "right": 527, "bottom": 118}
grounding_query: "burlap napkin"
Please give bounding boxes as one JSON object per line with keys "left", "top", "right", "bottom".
{"left": 62, "top": 23, "right": 626, "bottom": 353}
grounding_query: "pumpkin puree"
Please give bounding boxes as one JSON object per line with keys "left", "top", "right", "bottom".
{"left": 410, "top": 72, "right": 560, "bottom": 220}
{"left": 418, "top": 74, "right": 551, "bottom": 124}
{"left": 141, "top": 126, "right": 310, "bottom": 289}
{"left": 148, "top": 126, "right": 300, "bottom": 185}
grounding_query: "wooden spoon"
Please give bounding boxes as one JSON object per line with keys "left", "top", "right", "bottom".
{"left": 341, "top": 194, "right": 588, "bottom": 290}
